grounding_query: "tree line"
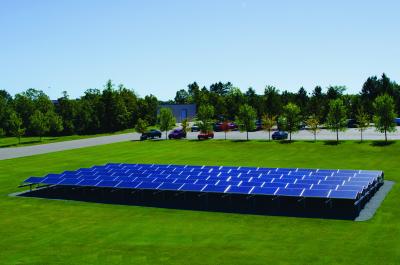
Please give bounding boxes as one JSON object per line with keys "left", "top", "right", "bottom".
{"left": 0, "top": 80, "right": 158, "bottom": 143}
{"left": 171, "top": 73, "right": 400, "bottom": 122}
{"left": 0, "top": 73, "right": 399, "bottom": 142}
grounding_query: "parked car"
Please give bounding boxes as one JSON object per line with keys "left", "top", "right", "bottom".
{"left": 168, "top": 128, "right": 187, "bottom": 139}
{"left": 347, "top": 119, "right": 357, "bottom": 128}
{"left": 255, "top": 120, "right": 262, "bottom": 131}
{"left": 272, "top": 131, "right": 288, "bottom": 140}
{"left": 213, "top": 122, "right": 238, "bottom": 132}
{"left": 198, "top": 131, "right": 214, "bottom": 140}
{"left": 191, "top": 125, "right": 200, "bottom": 132}
{"left": 140, "top": 129, "right": 162, "bottom": 140}
{"left": 394, "top": 118, "right": 400, "bottom": 126}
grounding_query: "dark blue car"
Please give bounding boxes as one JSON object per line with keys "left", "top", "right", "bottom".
{"left": 272, "top": 131, "right": 288, "bottom": 140}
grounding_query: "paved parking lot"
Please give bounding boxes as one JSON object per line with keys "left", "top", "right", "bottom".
{"left": 0, "top": 127, "right": 398, "bottom": 160}
{"left": 198, "top": 127, "right": 400, "bottom": 141}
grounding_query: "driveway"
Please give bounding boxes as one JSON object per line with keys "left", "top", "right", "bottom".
{"left": 1, "top": 127, "right": 398, "bottom": 160}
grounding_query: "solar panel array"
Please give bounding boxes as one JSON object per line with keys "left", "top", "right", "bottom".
{"left": 23, "top": 163, "right": 383, "bottom": 201}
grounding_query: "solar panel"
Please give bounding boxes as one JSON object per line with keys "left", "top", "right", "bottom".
{"left": 21, "top": 163, "right": 383, "bottom": 216}
{"left": 180, "top": 183, "right": 206, "bottom": 192}
{"left": 202, "top": 185, "right": 228, "bottom": 193}
{"left": 250, "top": 187, "right": 278, "bottom": 195}
{"left": 41, "top": 177, "right": 63, "bottom": 185}
{"left": 23, "top": 177, "right": 43, "bottom": 184}
{"left": 96, "top": 180, "right": 120, "bottom": 188}
{"left": 302, "top": 189, "right": 330, "bottom": 198}
{"left": 116, "top": 181, "right": 140, "bottom": 189}
{"left": 226, "top": 186, "right": 253, "bottom": 195}
{"left": 136, "top": 182, "right": 161, "bottom": 190}
{"left": 328, "top": 190, "right": 359, "bottom": 199}
{"left": 275, "top": 188, "right": 303, "bottom": 197}
{"left": 158, "top": 183, "right": 183, "bottom": 191}
{"left": 59, "top": 178, "right": 81, "bottom": 186}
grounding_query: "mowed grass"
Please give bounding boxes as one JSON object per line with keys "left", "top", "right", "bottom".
{"left": 0, "top": 128, "right": 135, "bottom": 148}
{"left": 0, "top": 140, "right": 399, "bottom": 265}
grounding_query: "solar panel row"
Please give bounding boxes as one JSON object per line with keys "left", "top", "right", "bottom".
{"left": 22, "top": 163, "right": 383, "bottom": 201}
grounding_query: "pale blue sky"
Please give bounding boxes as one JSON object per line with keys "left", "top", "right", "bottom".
{"left": 1, "top": 0, "right": 399, "bottom": 100}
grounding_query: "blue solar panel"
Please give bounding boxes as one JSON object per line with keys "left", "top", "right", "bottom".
{"left": 227, "top": 186, "right": 253, "bottom": 194}
{"left": 287, "top": 183, "right": 312, "bottom": 189}
{"left": 263, "top": 182, "right": 288, "bottom": 188}
{"left": 158, "top": 183, "right": 183, "bottom": 191}
{"left": 96, "top": 180, "right": 120, "bottom": 188}
{"left": 312, "top": 184, "right": 338, "bottom": 190}
{"left": 116, "top": 181, "right": 140, "bottom": 189}
{"left": 136, "top": 182, "right": 161, "bottom": 189}
{"left": 41, "top": 177, "right": 63, "bottom": 185}
{"left": 302, "top": 189, "right": 330, "bottom": 198}
{"left": 202, "top": 185, "right": 228, "bottom": 193}
{"left": 275, "top": 188, "right": 303, "bottom": 197}
{"left": 251, "top": 187, "right": 278, "bottom": 195}
{"left": 59, "top": 178, "right": 81, "bottom": 186}
{"left": 328, "top": 190, "right": 359, "bottom": 199}
{"left": 21, "top": 163, "right": 383, "bottom": 208}
{"left": 23, "top": 177, "right": 43, "bottom": 184}
{"left": 77, "top": 179, "right": 100, "bottom": 186}
{"left": 180, "top": 183, "right": 206, "bottom": 192}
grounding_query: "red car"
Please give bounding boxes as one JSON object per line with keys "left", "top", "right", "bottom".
{"left": 198, "top": 131, "right": 214, "bottom": 140}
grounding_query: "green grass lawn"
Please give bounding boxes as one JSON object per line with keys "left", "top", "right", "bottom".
{"left": 0, "top": 128, "right": 135, "bottom": 148}
{"left": 0, "top": 140, "right": 399, "bottom": 264}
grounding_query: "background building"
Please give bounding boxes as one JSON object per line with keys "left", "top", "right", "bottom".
{"left": 159, "top": 104, "right": 196, "bottom": 123}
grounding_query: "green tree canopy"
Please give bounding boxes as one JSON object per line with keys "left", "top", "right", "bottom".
{"left": 261, "top": 114, "right": 276, "bottom": 141}
{"left": 158, "top": 108, "right": 176, "bottom": 139}
{"left": 30, "top": 110, "right": 50, "bottom": 141}
{"left": 305, "top": 115, "right": 320, "bottom": 142}
{"left": 373, "top": 94, "right": 396, "bottom": 142}
{"left": 326, "top": 98, "right": 347, "bottom": 143}
{"left": 236, "top": 104, "right": 256, "bottom": 140}
{"left": 135, "top": 118, "right": 148, "bottom": 134}
{"left": 8, "top": 111, "right": 25, "bottom": 144}
{"left": 196, "top": 104, "right": 215, "bottom": 133}
{"left": 282, "top": 103, "right": 301, "bottom": 141}
{"left": 355, "top": 107, "right": 369, "bottom": 142}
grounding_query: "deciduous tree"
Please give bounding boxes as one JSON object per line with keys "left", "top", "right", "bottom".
{"left": 236, "top": 104, "right": 256, "bottom": 141}
{"left": 8, "top": 112, "right": 25, "bottom": 144}
{"left": 158, "top": 108, "right": 176, "bottom": 139}
{"left": 373, "top": 94, "right": 396, "bottom": 143}
{"left": 355, "top": 108, "right": 369, "bottom": 142}
{"left": 326, "top": 99, "right": 347, "bottom": 143}
{"left": 306, "top": 115, "right": 320, "bottom": 142}
{"left": 261, "top": 114, "right": 276, "bottom": 141}
{"left": 30, "top": 110, "right": 49, "bottom": 141}
{"left": 282, "top": 103, "right": 301, "bottom": 142}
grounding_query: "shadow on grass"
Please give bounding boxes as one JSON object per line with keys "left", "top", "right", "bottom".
{"left": 278, "top": 140, "right": 295, "bottom": 144}
{"left": 0, "top": 140, "right": 42, "bottom": 148}
{"left": 323, "top": 140, "right": 340, "bottom": 146}
{"left": 370, "top": 141, "right": 396, "bottom": 147}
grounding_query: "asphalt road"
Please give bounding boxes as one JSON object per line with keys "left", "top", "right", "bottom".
{"left": 0, "top": 127, "right": 399, "bottom": 160}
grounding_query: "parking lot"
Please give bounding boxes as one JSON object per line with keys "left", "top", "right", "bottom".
{"left": 180, "top": 127, "right": 400, "bottom": 141}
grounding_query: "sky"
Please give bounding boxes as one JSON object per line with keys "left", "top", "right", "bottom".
{"left": 0, "top": 0, "right": 399, "bottom": 100}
